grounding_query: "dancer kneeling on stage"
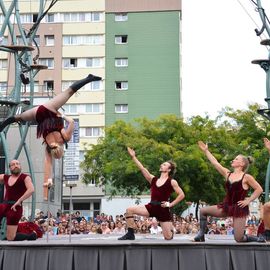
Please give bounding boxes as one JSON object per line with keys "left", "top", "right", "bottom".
{"left": 194, "top": 141, "right": 264, "bottom": 242}
{"left": 0, "top": 74, "right": 101, "bottom": 196}
{"left": 0, "top": 160, "right": 35, "bottom": 241}
{"left": 118, "top": 147, "right": 185, "bottom": 240}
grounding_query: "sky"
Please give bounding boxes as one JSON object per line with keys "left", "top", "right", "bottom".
{"left": 182, "top": 0, "right": 270, "bottom": 118}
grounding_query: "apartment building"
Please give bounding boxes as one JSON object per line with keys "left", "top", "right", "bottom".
{"left": 105, "top": 0, "right": 182, "bottom": 126}
{"left": 0, "top": 0, "right": 105, "bottom": 217}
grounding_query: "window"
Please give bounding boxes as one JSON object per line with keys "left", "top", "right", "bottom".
{"left": 20, "top": 14, "right": 32, "bottom": 23}
{"left": 91, "top": 12, "right": 101, "bottom": 22}
{"left": 115, "top": 13, "right": 128, "bottom": 21}
{"left": 33, "top": 13, "right": 38, "bottom": 23}
{"left": 33, "top": 35, "right": 40, "bottom": 46}
{"left": 16, "top": 35, "right": 40, "bottom": 46}
{"left": 115, "top": 35, "right": 128, "bottom": 44}
{"left": 20, "top": 13, "right": 39, "bottom": 24}
{"left": 115, "top": 81, "right": 128, "bottom": 90}
{"left": 61, "top": 12, "right": 102, "bottom": 22}
{"left": 39, "top": 58, "right": 54, "bottom": 69}
{"left": 79, "top": 151, "right": 85, "bottom": 162}
{"left": 84, "top": 127, "right": 102, "bottom": 137}
{"left": 93, "top": 202, "right": 100, "bottom": 217}
{"left": 63, "top": 58, "right": 77, "bottom": 68}
{"left": 86, "top": 58, "right": 102, "bottom": 68}
{"left": 21, "top": 81, "right": 39, "bottom": 93}
{"left": 46, "top": 13, "right": 55, "bottom": 22}
{"left": 0, "top": 82, "right": 7, "bottom": 92}
{"left": 115, "top": 104, "right": 128, "bottom": 113}
{"left": 73, "top": 203, "right": 90, "bottom": 210}
{"left": 115, "top": 58, "right": 128, "bottom": 67}
{"left": 85, "top": 103, "right": 102, "bottom": 113}
{"left": 63, "top": 104, "right": 77, "bottom": 114}
{"left": 83, "top": 81, "right": 102, "bottom": 91}
{"left": 0, "top": 59, "right": 7, "bottom": 69}
{"left": 45, "top": 35, "right": 54, "bottom": 46}
{"left": 44, "top": 80, "right": 54, "bottom": 91}
{"left": 62, "top": 80, "right": 102, "bottom": 92}
{"left": 63, "top": 35, "right": 104, "bottom": 46}
{"left": 0, "top": 37, "right": 8, "bottom": 45}
{"left": 90, "top": 81, "right": 102, "bottom": 91}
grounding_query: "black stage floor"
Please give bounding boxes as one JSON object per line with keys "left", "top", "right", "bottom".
{"left": 0, "top": 234, "right": 269, "bottom": 270}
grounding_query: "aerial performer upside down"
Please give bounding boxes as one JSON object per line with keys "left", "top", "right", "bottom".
{"left": 0, "top": 74, "right": 102, "bottom": 199}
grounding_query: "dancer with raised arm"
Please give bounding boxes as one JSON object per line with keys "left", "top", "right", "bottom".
{"left": 0, "top": 160, "right": 35, "bottom": 241}
{"left": 194, "top": 141, "right": 264, "bottom": 242}
{"left": 118, "top": 147, "right": 185, "bottom": 240}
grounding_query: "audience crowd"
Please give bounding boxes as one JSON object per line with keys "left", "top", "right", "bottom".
{"left": 19, "top": 211, "right": 262, "bottom": 237}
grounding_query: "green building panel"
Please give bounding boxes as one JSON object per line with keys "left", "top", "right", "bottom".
{"left": 105, "top": 11, "right": 181, "bottom": 126}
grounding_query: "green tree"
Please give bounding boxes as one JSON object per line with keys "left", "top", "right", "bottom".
{"left": 81, "top": 114, "right": 237, "bottom": 216}
{"left": 81, "top": 106, "right": 270, "bottom": 217}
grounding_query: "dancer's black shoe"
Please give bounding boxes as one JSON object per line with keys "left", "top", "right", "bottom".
{"left": 14, "top": 232, "right": 37, "bottom": 241}
{"left": 89, "top": 74, "right": 102, "bottom": 81}
{"left": 118, "top": 232, "right": 135, "bottom": 240}
{"left": 193, "top": 232, "right": 205, "bottom": 242}
{"left": 70, "top": 74, "right": 102, "bottom": 92}
{"left": 118, "top": 228, "right": 135, "bottom": 240}
{"left": 193, "top": 216, "right": 207, "bottom": 242}
{"left": 244, "top": 234, "right": 266, "bottom": 243}
{"left": 28, "top": 232, "right": 37, "bottom": 241}
{"left": 261, "top": 229, "right": 270, "bottom": 241}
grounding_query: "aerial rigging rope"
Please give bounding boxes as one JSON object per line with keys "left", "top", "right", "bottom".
{"left": 236, "top": 0, "right": 269, "bottom": 50}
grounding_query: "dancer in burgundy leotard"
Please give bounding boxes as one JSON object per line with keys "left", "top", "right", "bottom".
{"left": 0, "top": 160, "right": 35, "bottom": 241}
{"left": 0, "top": 74, "right": 101, "bottom": 199}
{"left": 118, "top": 147, "right": 185, "bottom": 240}
{"left": 194, "top": 141, "right": 264, "bottom": 242}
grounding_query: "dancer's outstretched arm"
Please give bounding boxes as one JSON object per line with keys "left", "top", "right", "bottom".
{"left": 198, "top": 141, "right": 230, "bottom": 178}
{"left": 44, "top": 150, "right": 53, "bottom": 181}
{"left": 60, "top": 114, "right": 74, "bottom": 141}
{"left": 127, "top": 147, "right": 154, "bottom": 183}
{"left": 43, "top": 150, "right": 53, "bottom": 199}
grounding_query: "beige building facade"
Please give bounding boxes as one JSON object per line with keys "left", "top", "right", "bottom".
{"left": 0, "top": 0, "right": 106, "bottom": 217}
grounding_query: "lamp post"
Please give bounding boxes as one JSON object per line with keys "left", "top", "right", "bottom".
{"left": 251, "top": 0, "right": 270, "bottom": 203}
{"left": 65, "top": 181, "right": 77, "bottom": 243}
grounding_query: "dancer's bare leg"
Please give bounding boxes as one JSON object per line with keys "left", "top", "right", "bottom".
{"left": 43, "top": 74, "right": 101, "bottom": 113}
{"left": 194, "top": 205, "right": 226, "bottom": 242}
{"left": 160, "top": 221, "right": 174, "bottom": 240}
{"left": 233, "top": 217, "right": 246, "bottom": 242}
{"left": 42, "top": 88, "right": 74, "bottom": 113}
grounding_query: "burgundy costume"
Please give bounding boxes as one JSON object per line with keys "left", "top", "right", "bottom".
{"left": 36, "top": 105, "right": 64, "bottom": 139}
{"left": 217, "top": 172, "right": 249, "bottom": 217}
{"left": 0, "top": 173, "right": 28, "bottom": 225}
{"left": 145, "top": 176, "right": 174, "bottom": 222}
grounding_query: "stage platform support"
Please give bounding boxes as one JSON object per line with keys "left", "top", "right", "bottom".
{"left": 0, "top": 235, "right": 269, "bottom": 270}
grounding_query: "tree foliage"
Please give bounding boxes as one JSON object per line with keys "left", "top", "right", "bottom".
{"left": 80, "top": 104, "right": 270, "bottom": 215}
